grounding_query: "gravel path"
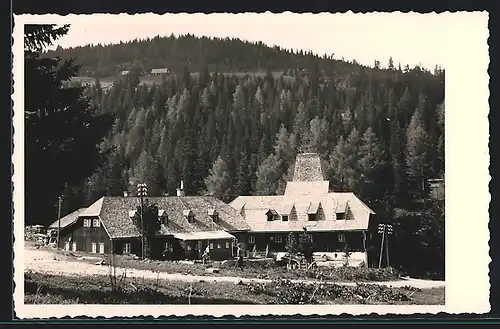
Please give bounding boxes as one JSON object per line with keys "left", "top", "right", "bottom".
{"left": 23, "top": 246, "right": 445, "bottom": 289}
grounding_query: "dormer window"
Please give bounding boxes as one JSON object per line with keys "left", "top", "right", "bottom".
{"left": 158, "top": 210, "right": 168, "bottom": 225}
{"left": 307, "top": 202, "right": 320, "bottom": 221}
{"left": 208, "top": 209, "right": 219, "bottom": 223}
{"left": 336, "top": 212, "right": 345, "bottom": 220}
{"left": 183, "top": 209, "right": 195, "bottom": 223}
{"left": 266, "top": 209, "right": 278, "bottom": 221}
{"left": 280, "top": 204, "right": 293, "bottom": 222}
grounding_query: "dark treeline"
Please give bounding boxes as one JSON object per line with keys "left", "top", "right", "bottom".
{"left": 36, "top": 31, "right": 444, "bottom": 279}
{"left": 45, "top": 34, "right": 442, "bottom": 79}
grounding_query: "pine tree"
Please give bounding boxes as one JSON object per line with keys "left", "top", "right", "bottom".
{"left": 358, "top": 127, "right": 386, "bottom": 203}
{"left": 204, "top": 156, "right": 232, "bottom": 202}
{"left": 255, "top": 154, "right": 283, "bottom": 195}
{"left": 24, "top": 24, "right": 114, "bottom": 225}
{"left": 236, "top": 151, "right": 251, "bottom": 196}
{"left": 405, "top": 108, "right": 431, "bottom": 201}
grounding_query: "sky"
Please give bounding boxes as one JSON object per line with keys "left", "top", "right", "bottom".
{"left": 42, "top": 12, "right": 483, "bottom": 70}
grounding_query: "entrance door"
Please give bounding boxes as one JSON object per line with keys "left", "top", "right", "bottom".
{"left": 91, "top": 242, "right": 97, "bottom": 253}
{"left": 64, "top": 242, "right": 70, "bottom": 251}
{"left": 72, "top": 242, "right": 77, "bottom": 252}
{"left": 99, "top": 242, "right": 105, "bottom": 254}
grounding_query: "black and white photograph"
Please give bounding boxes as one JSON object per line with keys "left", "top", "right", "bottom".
{"left": 12, "top": 12, "right": 489, "bottom": 318}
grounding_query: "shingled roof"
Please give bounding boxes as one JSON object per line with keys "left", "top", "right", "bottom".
{"left": 48, "top": 208, "right": 87, "bottom": 229}
{"left": 292, "top": 153, "right": 325, "bottom": 181}
{"left": 77, "top": 196, "right": 250, "bottom": 239}
{"left": 229, "top": 152, "right": 375, "bottom": 232}
{"left": 230, "top": 192, "right": 374, "bottom": 232}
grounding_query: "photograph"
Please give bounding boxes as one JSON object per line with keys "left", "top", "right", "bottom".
{"left": 12, "top": 12, "right": 490, "bottom": 318}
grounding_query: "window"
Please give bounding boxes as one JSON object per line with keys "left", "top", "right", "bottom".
{"left": 248, "top": 236, "right": 255, "bottom": 244}
{"left": 210, "top": 243, "right": 214, "bottom": 249}
{"left": 187, "top": 244, "right": 192, "bottom": 251}
{"left": 225, "top": 242, "right": 230, "bottom": 248}
{"left": 99, "top": 242, "right": 105, "bottom": 254}
{"left": 212, "top": 214, "right": 219, "bottom": 223}
{"left": 275, "top": 236, "right": 283, "bottom": 243}
{"left": 123, "top": 243, "right": 131, "bottom": 254}
{"left": 188, "top": 215, "right": 195, "bottom": 224}
{"left": 165, "top": 242, "right": 173, "bottom": 252}
{"left": 308, "top": 214, "right": 317, "bottom": 221}
{"left": 83, "top": 219, "right": 91, "bottom": 227}
{"left": 336, "top": 213, "right": 345, "bottom": 220}
{"left": 161, "top": 216, "right": 169, "bottom": 225}
{"left": 91, "top": 242, "right": 97, "bottom": 253}
{"left": 282, "top": 215, "right": 289, "bottom": 222}
{"left": 93, "top": 219, "right": 100, "bottom": 227}
{"left": 338, "top": 233, "right": 346, "bottom": 243}
{"left": 217, "top": 243, "right": 221, "bottom": 249}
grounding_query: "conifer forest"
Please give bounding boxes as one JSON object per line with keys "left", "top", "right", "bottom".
{"left": 25, "top": 26, "right": 445, "bottom": 278}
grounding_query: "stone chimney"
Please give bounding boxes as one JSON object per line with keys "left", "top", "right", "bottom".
{"left": 292, "top": 153, "right": 325, "bottom": 182}
{"left": 176, "top": 180, "right": 185, "bottom": 197}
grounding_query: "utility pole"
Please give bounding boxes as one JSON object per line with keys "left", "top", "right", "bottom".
{"left": 137, "top": 183, "right": 148, "bottom": 259}
{"left": 56, "top": 196, "right": 62, "bottom": 249}
{"left": 377, "top": 223, "right": 385, "bottom": 268}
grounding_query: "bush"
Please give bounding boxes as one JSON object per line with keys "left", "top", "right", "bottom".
{"left": 244, "top": 279, "right": 414, "bottom": 305}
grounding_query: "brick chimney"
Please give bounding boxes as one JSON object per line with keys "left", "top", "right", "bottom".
{"left": 176, "top": 180, "right": 185, "bottom": 197}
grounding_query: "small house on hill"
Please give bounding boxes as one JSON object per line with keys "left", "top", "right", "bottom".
{"left": 229, "top": 153, "right": 376, "bottom": 266}
{"left": 151, "top": 68, "right": 170, "bottom": 76}
{"left": 428, "top": 178, "right": 445, "bottom": 201}
{"left": 49, "top": 182, "right": 250, "bottom": 261}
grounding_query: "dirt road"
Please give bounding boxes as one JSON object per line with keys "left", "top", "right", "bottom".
{"left": 23, "top": 246, "right": 445, "bottom": 289}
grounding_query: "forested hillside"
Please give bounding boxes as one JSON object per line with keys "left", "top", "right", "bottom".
{"left": 39, "top": 32, "right": 444, "bottom": 278}
{"left": 46, "top": 34, "right": 442, "bottom": 79}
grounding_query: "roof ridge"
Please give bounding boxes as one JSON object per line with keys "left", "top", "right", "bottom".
{"left": 178, "top": 196, "right": 190, "bottom": 210}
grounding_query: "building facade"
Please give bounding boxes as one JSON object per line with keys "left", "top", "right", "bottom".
{"left": 48, "top": 184, "right": 250, "bottom": 260}
{"left": 229, "top": 153, "right": 376, "bottom": 267}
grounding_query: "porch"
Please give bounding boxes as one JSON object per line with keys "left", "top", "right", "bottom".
{"left": 173, "top": 231, "right": 237, "bottom": 261}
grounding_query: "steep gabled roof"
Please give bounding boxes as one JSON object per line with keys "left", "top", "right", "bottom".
{"left": 83, "top": 196, "right": 250, "bottom": 239}
{"left": 48, "top": 208, "right": 87, "bottom": 229}
{"left": 292, "top": 153, "right": 325, "bottom": 181}
{"left": 230, "top": 192, "right": 374, "bottom": 232}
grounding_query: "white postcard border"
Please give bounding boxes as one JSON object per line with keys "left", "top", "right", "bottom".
{"left": 12, "top": 12, "right": 491, "bottom": 318}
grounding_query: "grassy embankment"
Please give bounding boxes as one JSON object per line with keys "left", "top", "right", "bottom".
{"left": 25, "top": 271, "right": 445, "bottom": 305}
